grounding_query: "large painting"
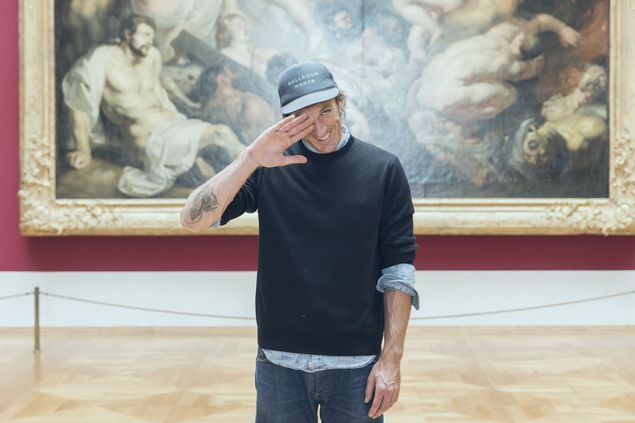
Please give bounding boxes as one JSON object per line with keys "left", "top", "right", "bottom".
{"left": 19, "top": 0, "right": 635, "bottom": 235}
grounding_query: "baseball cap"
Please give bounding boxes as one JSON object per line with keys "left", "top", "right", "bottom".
{"left": 278, "top": 62, "right": 340, "bottom": 114}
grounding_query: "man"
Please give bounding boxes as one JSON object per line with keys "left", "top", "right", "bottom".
{"left": 392, "top": 0, "right": 464, "bottom": 45}
{"left": 63, "top": 14, "right": 243, "bottom": 197}
{"left": 130, "top": 0, "right": 223, "bottom": 62}
{"left": 181, "top": 62, "right": 418, "bottom": 422}
{"left": 215, "top": 13, "right": 279, "bottom": 79}
{"left": 414, "top": 15, "right": 580, "bottom": 127}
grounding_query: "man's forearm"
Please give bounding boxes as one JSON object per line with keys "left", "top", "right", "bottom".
{"left": 181, "top": 113, "right": 314, "bottom": 231}
{"left": 365, "top": 289, "right": 412, "bottom": 418}
{"left": 70, "top": 109, "right": 92, "bottom": 152}
{"left": 381, "top": 290, "right": 412, "bottom": 360}
{"left": 534, "top": 13, "right": 567, "bottom": 34}
{"left": 181, "top": 149, "right": 259, "bottom": 231}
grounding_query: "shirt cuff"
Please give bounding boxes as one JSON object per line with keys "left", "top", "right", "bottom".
{"left": 376, "top": 263, "right": 419, "bottom": 310}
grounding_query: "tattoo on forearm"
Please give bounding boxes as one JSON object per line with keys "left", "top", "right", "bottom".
{"left": 190, "top": 187, "right": 219, "bottom": 223}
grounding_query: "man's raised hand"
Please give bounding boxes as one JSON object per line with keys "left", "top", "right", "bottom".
{"left": 246, "top": 114, "right": 314, "bottom": 168}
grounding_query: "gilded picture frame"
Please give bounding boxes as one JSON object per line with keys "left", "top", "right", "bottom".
{"left": 19, "top": 0, "right": 635, "bottom": 235}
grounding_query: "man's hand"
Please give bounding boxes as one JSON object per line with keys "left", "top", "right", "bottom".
{"left": 364, "top": 355, "right": 401, "bottom": 419}
{"left": 67, "top": 149, "right": 92, "bottom": 169}
{"left": 246, "top": 114, "right": 314, "bottom": 168}
{"left": 559, "top": 26, "right": 581, "bottom": 48}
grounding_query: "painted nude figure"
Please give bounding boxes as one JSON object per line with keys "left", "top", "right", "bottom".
{"left": 63, "top": 14, "right": 243, "bottom": 197}
{"left": 409, "top": 13, "right": 581, "bottom": 142}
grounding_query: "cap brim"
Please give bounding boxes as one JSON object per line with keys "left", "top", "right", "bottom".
{"left": 281, "top": 87, "right": 340, "bottom": 114}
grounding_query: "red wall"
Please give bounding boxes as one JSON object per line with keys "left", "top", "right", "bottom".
{"left": 1, "top": 1, "right": 633, "bottom": 272}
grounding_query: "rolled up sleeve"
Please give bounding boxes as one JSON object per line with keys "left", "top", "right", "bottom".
{"left": 376, "top": 263, "right": 419, "bottom": 310}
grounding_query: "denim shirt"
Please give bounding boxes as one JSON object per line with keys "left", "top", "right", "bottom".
{"left": 263, "top": 127, "right": 419, "bottom": 372}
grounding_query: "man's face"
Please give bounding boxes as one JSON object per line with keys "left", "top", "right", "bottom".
{"left": 334, "top": 10, "right": 353, "bottom": 31}
{"left": 295, "top": 99, "right": 342, "bottom": 154}
{"left": 523, "top": 129, "right": 555, "bottom": 167}
{"left": 228, "top": 16, "right": 250, "bottom": 43}
{"left": 127, "top": 23, "right": 155, "bottom": 57}
{"left": 579, "top": 65, "right": 607, "bottom": 97}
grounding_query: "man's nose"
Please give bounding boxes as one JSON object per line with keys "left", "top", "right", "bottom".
{"left": 313, "top": 119, "right": 327, "bottom": 136}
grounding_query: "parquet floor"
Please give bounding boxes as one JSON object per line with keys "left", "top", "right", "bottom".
{"left": 0, "top": 327, "right": 634, "bottom": 422}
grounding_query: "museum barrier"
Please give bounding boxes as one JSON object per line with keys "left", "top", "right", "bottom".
{"left": 1, "top": 288, "right": 634, "bottom": 353}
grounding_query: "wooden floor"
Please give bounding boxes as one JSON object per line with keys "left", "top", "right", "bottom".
{"left": 1, "top": 327, "right": 634, "bottom": 422}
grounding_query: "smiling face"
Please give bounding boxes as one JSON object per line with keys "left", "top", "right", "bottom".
{"left": 294, "top": 99, "right": 343, "bottom": 154}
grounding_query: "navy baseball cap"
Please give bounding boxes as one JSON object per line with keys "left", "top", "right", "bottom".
{"left": 278, "top": 62, "right": 340, "bottom": 114}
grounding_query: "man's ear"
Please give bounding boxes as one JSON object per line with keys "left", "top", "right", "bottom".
{"left": 123, "top": 29, "right": 131, "bottom": 41}
{"left": 337, "top": 103, "right": 344, "bottom": 116}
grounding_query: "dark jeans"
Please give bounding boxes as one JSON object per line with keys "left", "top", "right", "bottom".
{"left": 255, "top": 348, "right": 383, "bottom": 422}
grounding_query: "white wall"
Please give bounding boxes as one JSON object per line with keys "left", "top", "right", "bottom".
{"left": 0, "top": 271, "right": 633, "bottom": 327}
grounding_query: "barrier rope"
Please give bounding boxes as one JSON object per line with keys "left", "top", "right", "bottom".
{"left": 410, "top": 289, "right": 635, "bottom": 320}
{"left": 0, "top": 292, "right": 33, "bottom": 301}
{"left": 4, "top": 288, "right": 631, "bottom": 354}
{"left": 40, "top": 292, "right": 255, "bottom": 320}
{"left": 27, "top": 289, "right": 634, "bottom": 321}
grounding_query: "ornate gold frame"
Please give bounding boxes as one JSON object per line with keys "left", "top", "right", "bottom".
{"left": 19, "top": 0, "right": 635, "bottom": 235}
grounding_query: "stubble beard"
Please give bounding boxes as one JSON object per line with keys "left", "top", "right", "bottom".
{"left": 129, "top": 43, "right": 150, "bottom": 58}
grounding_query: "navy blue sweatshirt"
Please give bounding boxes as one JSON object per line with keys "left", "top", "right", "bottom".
{"left": 221, "top": 136, "right": 417, "bottom": 355}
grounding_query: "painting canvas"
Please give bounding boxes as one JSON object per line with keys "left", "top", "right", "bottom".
{"left": 53, "top": 0, "right": 609, "bottom": 199}
{"left": 19, "top": 0, "right": 635, "bottom": 235}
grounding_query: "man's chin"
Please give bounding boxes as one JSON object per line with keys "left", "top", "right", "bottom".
{"left": 131, "top": 47, "right": 150, "bottom": 58}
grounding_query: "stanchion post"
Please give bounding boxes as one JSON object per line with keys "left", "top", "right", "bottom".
{"left": 34, "top": 287, "right": 40, "bottom": 354}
